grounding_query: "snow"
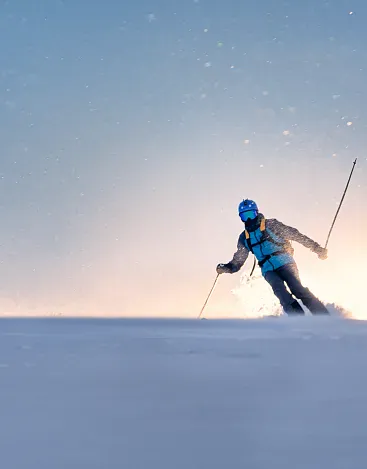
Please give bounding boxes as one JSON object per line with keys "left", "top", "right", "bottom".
{"left": 1, "top": 317, "right": 367, "bottom": 468}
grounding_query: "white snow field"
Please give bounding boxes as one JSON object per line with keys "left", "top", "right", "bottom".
{"left": 1, "top": 316, "right": 367, "bottom": 469}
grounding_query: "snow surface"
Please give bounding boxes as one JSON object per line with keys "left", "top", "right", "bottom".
{"left": 1, "top": 317, "right": 367, "bottom": 469}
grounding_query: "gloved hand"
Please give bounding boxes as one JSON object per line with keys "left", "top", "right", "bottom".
{"left": 216, "top": 263, "right": 232, "bottom": 274}
{"left": 315, "top": 246, "right": 328, "bottom": 260}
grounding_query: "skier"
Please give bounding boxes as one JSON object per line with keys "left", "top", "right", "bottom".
{"left": 217, "top": 199, "right": 329, "bottom": 315}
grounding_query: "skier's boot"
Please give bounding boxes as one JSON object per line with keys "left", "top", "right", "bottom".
{"left": 302, "top": 289, "right": 330, "bottom": 315}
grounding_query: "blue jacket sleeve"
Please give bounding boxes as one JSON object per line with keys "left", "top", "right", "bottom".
{"left": 224, "top": 235, "right": 250, "bottom": 273}
{"left": 267, "top": 219, "right": 322, "bottom": 252}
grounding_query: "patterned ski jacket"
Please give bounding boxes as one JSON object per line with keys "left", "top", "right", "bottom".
{"left": 224, "top": 214, "right": 323, "bottom": 275}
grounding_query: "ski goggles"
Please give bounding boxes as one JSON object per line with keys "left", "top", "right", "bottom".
{"left": 239, "top": 209, "right": 258, "bottom": 222}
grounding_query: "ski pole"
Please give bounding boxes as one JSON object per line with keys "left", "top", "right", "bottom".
{"left": 198, "top": 273, "right": 219, "bottom": 319}
{"left": 324, "top": 158, "right": 357, "bottom": 248}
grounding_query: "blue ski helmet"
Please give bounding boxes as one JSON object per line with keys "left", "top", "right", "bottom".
{"left": 238, "top": 199, "right": 259, "bottom": 222}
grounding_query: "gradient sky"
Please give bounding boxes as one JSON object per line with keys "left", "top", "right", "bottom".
{"left": 0, "top": 0, "right": 366, "bottom": 317}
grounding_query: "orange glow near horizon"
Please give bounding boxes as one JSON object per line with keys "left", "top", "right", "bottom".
{"left": 230, "top": 255, "right": 365, "bottom": 320}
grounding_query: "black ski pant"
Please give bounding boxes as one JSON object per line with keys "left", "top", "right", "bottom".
{"left": 264, "top": 263, "right": 329, "bottom": 315}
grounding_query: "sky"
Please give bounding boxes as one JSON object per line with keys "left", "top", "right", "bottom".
{"left": 0, "top": 0, "right": 366, "bottom": 318}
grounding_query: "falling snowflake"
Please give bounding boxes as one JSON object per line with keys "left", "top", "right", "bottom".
{"left": 282, "top": 130, "right": 290, "bottom": 136}
{"left": 244, "top": 139, "right": 250, "bottom": 144}
{"left": 204, "top": 62, "right": 211, "bottom": 67}
{"left": 146, "top": 13, "right": 156, "bottom": 23}
{"left": 347, "top": 121, "right": 353, "bottom": 126}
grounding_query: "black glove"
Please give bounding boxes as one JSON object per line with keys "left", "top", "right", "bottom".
{"left": 216, "top": 263, "right": 232, "bottom": 274}
{"left": 314, "top": 246, "right": 328, "bottom": 260}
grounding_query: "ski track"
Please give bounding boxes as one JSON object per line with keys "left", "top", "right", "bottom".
{"left": 0, "top": 317, "right": 366, "bottom": 469}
